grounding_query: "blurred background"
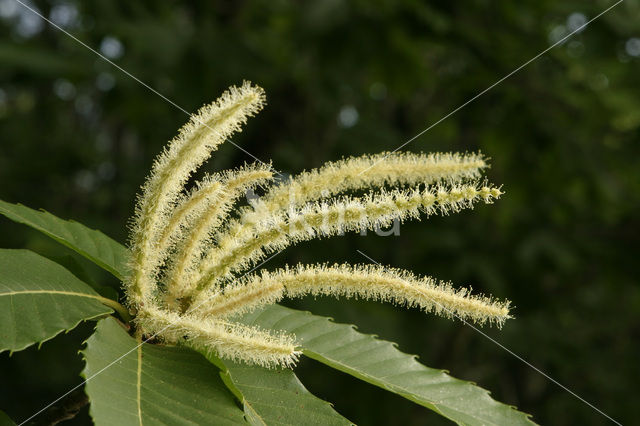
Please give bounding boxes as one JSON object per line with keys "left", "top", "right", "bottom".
{"left": 1, "top": 1, "right": 639, "bottom": 424}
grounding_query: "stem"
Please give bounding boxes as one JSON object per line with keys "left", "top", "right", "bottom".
{"left": 96, "top": 296, "right": 132, "bottom": 322}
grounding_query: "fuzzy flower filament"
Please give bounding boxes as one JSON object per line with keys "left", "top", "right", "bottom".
{"left": 241, "top": 151, "right": 488, "bottom": 223}
{"left": 139, "top": 306, "right": 300, "bottom": 367}
{"left": 190, "top": 182, "right": 502, "bottom": 300}
{"left": 195, "top": 264, "right": 511, "bottom": 327}
{"left": 126, "top": 81, "right": 513, "bottom": 368}
{"left": 164, "top": 165, "right": 273, "bottom": 305}
{"left": 128, "top": 82, "right": 265, "bottom": 308}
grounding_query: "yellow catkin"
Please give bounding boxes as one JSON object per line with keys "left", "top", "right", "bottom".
{"left": 244, "top": 151, "right": 486, "bottom": 221}
{"left": 221, "top": 152, "right": 487, "bottom": 265}
{"left": 125, "top": 82, "right": 511, "bottom": 368}
{"left": 164, "top": 165, "right": 273, "bottom": 303}
{"left": 156, "top": 178, "right": 224, "bottom": 255}
{"left": 192, "top": 183, "right": 502, "bottom": 300}
{"left": 128, "top": 82, "right": 265, "bottom": 308}
{"left": 138, "top": 306, "right": 300, "bottom": 367}
{"left": 195, "top": 264, "right": 511, "bottom": 327}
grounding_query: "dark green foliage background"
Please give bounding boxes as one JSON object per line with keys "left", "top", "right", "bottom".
{"left": 1, "top": 1, "right": 638, "bottom": 424}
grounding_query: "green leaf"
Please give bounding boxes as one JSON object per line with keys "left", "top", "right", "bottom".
{"left": 0, "top": 199, "right": 129, "bottom": 280}
{"left": 0, "top": 410, "right": 15, "bottom": 426}
{"left": 82, "top": 317, "right": 247, "bottom": 425}
{"left": 239, "top": 305, "right": 536, "bottom": 426}
{"left": 197, "top": 350, "right": 352, "bottom": 426}
{"left": 47, "top": 254, "right": 121, "bottom": 301}
{"left": 0, "top": 249, "right": 114, "bottom": 353}
{"left": 0, "top": 204, "right": 532, "bottom": 423}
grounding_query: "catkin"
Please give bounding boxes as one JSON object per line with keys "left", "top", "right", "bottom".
{"left": 127, "top": 82, "right": 512, "bottom": 368}
{"left": 194, "top": 264, "right": 510, "bottom": 327}
{"left": 193, "top": 183, "right": 502, "bottom": 297}
{"left": 128, "top": 82, "right": 265, "bottom": 308}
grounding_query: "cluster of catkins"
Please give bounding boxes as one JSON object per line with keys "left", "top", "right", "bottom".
{"left": 125, "top": 82, "right": 511, "bottom": 367}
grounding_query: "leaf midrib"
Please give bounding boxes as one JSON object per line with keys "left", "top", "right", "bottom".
{"left": 1, "top": 289, "right": 101, "bottom": 298}
{"left": 137, "top": 342, "right": 143, "bottom": 426}
{"left": 0, "top": 290, "right": 124, "bottom": 318}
